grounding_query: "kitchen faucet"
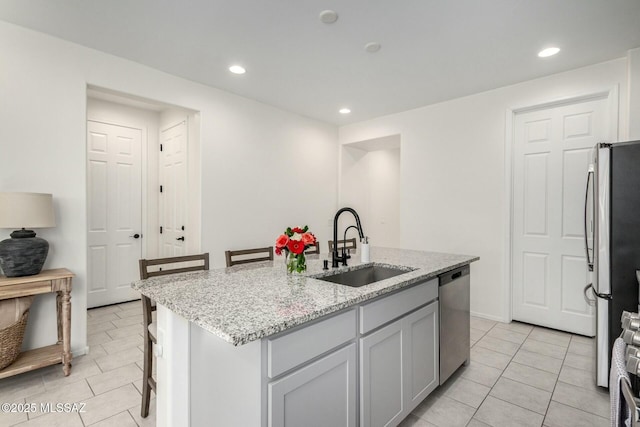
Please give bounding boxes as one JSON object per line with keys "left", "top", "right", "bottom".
{"left": 332, "top": 207, "right": 365, "bottom": 268}
{"left": 341, "top": 225, "right": 360, "bottom": 260}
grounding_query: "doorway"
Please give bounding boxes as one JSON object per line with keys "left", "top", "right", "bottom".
{"left": 86, "top": 88, "right": 200, "bottom": 309}
{"left": 340, "top": 134, "right": 401, "bottom": 249}
{"left": 509, "top": 90, "right": 617, "bottom": 335}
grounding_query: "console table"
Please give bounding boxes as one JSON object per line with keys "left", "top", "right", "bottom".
{"left": 0, "top": 268, "right": 73, "bottom": 379}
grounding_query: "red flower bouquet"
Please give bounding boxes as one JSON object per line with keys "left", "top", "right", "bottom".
{"left": 275, "top": 225, "right": 316, "bottom": 273}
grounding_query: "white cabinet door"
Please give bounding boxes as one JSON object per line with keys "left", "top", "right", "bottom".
{"left": 269, "top": 344, "right": 356, "bottom": 427}
{"left": 404, "top": 302, "right": 439, "bottom": 412}
{"left": 360, "top": 319, "right": 405, "bottom": 427}
{"left": 360, "top": 301, "right": 439, "bottom": 427}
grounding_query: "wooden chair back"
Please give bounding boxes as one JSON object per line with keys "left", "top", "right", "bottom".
{"left": 328, "top": 238, "right": 357, "bottom": 253}
{"left": 225, "top": 247, "right": 274, "bottom": 267}
{"left": 305, "top": 242, "right": 320, "bottom": 255}
{"left": 139, "top": 253, "right": 210, "bottom": 279}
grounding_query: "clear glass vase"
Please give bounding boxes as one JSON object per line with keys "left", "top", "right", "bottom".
{"left": 286, "top": 252, "right": 307, "bottom": 274}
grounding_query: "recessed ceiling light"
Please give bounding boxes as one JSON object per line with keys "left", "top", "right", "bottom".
{"left": 365, "top": 42, "right": 382, "bottom": 53}
{"left": 319, "top": 10, "right": 338, "bottom": 24}
{"left": 229, "top": 65, "right": 246, "bottom": 74}
{"left": 339, "top": 108, "right": 351, "bottom": 114}
{"left": 538, "top": 47, "right": 560, "bottom": 58}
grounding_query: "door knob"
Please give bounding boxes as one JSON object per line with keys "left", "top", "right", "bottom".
{"left": 130, "top": 233, "right": 141, "bottom": 239}
{"left": 176, "top": 236, "right": 185, "bottom": 241}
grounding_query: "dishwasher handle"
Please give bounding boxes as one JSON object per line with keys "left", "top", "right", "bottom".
{"left": 439, "top": 265, "right": 470, "bottom": 286}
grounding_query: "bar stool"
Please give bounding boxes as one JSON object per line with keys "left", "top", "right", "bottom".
{"left": 137, "top": 253, "right": 210, "bottom": 418}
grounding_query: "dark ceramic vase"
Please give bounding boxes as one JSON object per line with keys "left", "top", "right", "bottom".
{"left": 0, "top": 229, "right": 49, "bottom": 277}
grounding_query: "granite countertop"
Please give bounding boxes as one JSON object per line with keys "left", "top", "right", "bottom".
{"left": 131, "top": 247, "right": 479, "bottom": 346}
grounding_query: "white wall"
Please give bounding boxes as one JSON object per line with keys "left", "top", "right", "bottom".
{"left": 339, "top": 57, "right": 631, "bottom": 321}
{"left": 340, "top": 144, "right": 400, "bottom": 248}
{"left": 0, "top": 21, "right": 338, "bottom": 354}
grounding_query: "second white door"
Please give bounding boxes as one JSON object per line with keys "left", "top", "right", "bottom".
{"left": 512, "top": 96, "right": 609, "bottom": 335}
{"left": 159, "top": 121, "right": 188, "bottom": 257}
{"left": 87, "top": 120, "right": 142, "bottom": 308}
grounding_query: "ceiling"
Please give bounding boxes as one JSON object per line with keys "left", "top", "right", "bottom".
{"left": 1, "top": 1, "right": 640, "bottom": 125}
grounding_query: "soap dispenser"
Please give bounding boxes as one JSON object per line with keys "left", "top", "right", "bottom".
{"left": 360, "top": 236, "right": 370, "bottom": 263}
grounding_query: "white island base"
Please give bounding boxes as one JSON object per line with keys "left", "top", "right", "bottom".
{"left": 155, "top": 277, "right": 442, "bottom": 427}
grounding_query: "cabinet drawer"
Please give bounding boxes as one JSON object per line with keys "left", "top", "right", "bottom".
{"left": 267, "top": 308, "right": 356, "bottom": 378}
{"left": 359, "top": 278, "right": 437, "bottom": 334}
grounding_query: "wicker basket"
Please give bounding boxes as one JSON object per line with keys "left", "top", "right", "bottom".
{"left": 0, "top": 311, "right": 29, "bottom": 370}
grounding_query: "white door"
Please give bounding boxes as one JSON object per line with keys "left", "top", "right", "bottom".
{"left": 87, "top": 121, "right": 142, "bottom": 308}
{"left": 512, "top": 97, "right": 608, "bottom": 335}
{"left": 159, "top": 121, "right": 188, "bottom": 257}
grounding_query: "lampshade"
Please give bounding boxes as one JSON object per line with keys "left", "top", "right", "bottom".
{"left": 0, "top": 192, "right": 55, "bottom": 229}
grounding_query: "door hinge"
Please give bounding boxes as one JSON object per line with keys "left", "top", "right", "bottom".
{"left": 160, "top": 143, "right": 163, "bottom": 152}
{"left": 160, "top": 185, "right": 163, "bottom": 193}
{"left": 160, "top": 226, "right": 163, "bottom": 234}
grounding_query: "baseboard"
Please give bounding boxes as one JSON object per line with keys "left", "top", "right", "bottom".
{"left": 72, "top": 346, "right": 90, "bottom": 358}
{"left": 470, "top": 311, "right": 507, "bottom": 323}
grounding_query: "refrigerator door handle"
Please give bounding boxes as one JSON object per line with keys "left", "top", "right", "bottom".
{"left": 587, "top": 283, "right": 612, "bottom": 300}
{"left": 584, "top": 169, "right": 594, "bottom": 271}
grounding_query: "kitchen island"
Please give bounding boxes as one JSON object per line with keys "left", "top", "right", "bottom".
{"left": 132, "top": 247, "right": 478, "bottom": 427}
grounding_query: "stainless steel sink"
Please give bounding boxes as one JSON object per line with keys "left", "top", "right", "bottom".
{"left": 315, "top": 265, "right": 412, "bottom": 288}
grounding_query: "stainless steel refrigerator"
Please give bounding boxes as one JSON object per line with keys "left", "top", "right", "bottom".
{"left": 585, "top": 140, "right": 640, "bottom": 388}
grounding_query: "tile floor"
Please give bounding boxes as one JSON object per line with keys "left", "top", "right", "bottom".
{"left": 400, "top": 317, "right": 609, "bottom": 427}
{"left": 0, "top": 305, "right": 608, "bottom": 427}
{"left": 0, "top": 300, "right": 155, "bottom": 427}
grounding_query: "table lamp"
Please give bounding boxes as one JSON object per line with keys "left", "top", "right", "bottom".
{"left": 0, "top": 192, "right": 56, "bottom": 277}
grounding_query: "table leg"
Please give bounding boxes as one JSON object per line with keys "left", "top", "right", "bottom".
{"left": 61, "top": 285, "right": 72, "bottom": 376}
{"left": 56, "top": 292, "right": 63, "bottom": 344}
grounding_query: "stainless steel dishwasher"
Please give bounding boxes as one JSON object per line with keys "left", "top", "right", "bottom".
{"left": 439, "top": 265, "right": 470, "bottom": 384}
